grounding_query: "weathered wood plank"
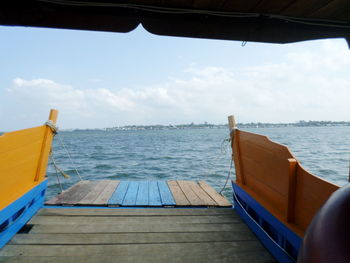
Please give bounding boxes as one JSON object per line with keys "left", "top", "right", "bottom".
{"left": 29, "top": 215, "right": 239, "bottom": 225}
{"left": 198, "top": 181, "right": 231, "bottom": 207}
{"left": 10, "top": 231, "right": 256, "bottom": 245}
{"left": 107, "top": 181, "right": 129, "bottom": 205}
{"left": 77, "top": 180, "right": 111, "bottom": 205}
{"left": 45, "top": 181, "right": 87, "bottom": 205}
{"left": 187, "top": 181, "right": 217, "bottom": 206}
{"left": 59, "top": 181, "right": 98, "bottom": 205}
{"left": 122, "top": 181, "right": 139, "bottom": 206}
{"left": 37, "top": 208, "right": 236, "bottom": 216}
{"left": 0, "top": 241, "right": 270, "bottom": 257}
{"left": 158, "top": 181, "right": 176, "bottom": 206}
{"left": 177, "top": 181, "right": 203, "bottom": 206}
{"left": 0, "top": 251, "right": 275, "bottom": 263}
{"left": 30, "top": 223, "right": 243, "bottom": 234}
{"left": 92, "top": 180, "right": 119, "bottom": 205}
{"left": 148, "top": 181, "right": 162, "bottom": 206}
{"left": 135, "top": 181, "right": 149, "bottom": 206}
{"left": 167, "top": 181, "right": 190, "bottom": 206}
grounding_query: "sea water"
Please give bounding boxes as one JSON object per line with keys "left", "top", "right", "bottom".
{"left": 46, "top": 126, "right": 350, "bottom": 201}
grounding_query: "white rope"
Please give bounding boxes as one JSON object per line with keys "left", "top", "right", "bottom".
{"left": 50, "top": 154, "right": 63, "bottom": 192}
{"left": 56, "top": 133, "right": 83, "bottom": 181}
{"left": 219, "top": 158, "right": 233, "bottom": 195}
{"left": 45, "top": 120, "right": 58, "bottom": 134}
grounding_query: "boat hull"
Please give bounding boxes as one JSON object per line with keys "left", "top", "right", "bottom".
{"left": 232, "top": 182, "right": 301, "bottom": 262}
{"left": 0, "top": 180, "right": 47, "bottom": 248}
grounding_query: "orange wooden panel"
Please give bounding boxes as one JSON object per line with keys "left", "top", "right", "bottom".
{"left": 0, "top": 127, "right": 45, "bottom": 155}
{"left": 232, "top": 129, "right": 340, "bottom": 236}
{"left": 0, "top": 110, "right": 58, "bottom": 210}
{"left": 294, "top": 165, "right": 339, "bottom": 231}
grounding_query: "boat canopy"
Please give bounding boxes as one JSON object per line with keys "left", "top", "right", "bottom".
{"left": 1, "top": 0, "right": 350, "bottom": 46}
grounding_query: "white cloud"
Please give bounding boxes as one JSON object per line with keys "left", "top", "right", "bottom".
{"left": 3, "top": 40, "right": 350, "bottom": 129}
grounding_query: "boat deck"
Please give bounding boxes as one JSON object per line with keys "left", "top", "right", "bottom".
{"left": 45, "top": 180, "right": 232, "bottom": 207}
{"left": 0, "top": 208, "right": 275, "bottom": 262}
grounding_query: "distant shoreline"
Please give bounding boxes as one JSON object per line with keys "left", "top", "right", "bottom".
{"left": 2, "top": 121, "right": 349, "bottom": 134}
{"left": 61, "top": 121, "right": 350, "bottom": 132}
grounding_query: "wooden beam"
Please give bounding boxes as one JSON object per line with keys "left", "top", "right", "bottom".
{"left": 286, "top": 158, "right": 297, "bottom": 222}
{"left": 228, "top": 115, "right": 245, "bottom": 185}
{"left": 34, "top": 109, "right": 58, "bottom": 182}
{"left": 227, "top": 115, "right": 236, "bottom": 134}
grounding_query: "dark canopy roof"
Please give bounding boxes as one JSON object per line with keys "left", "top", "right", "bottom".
{"left": 1, "top": 0, "right": 350, "bottom": 45}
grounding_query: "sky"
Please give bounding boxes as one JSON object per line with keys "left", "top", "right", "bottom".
{"left": 1, "top": 25, "right": 350, "bottom": 130}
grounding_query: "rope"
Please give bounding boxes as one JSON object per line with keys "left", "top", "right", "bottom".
{"left": 56, "top": 133, "right": 83, "bottom": 181}
{"left": 220, "top": 137, "right": 231, "bottom": 155}
{"left": 219, "top": 158, "right": 233, "bottom": 195}
{"left": 50, "top": 152, "right": 70, "bottom": 179}
{"left": 50, "top": 154, "right": 64, "bottom": 192}
{"left": 45, "top": 120, "right": 58, "bottom": 134}
{"left": 219, "top": 134, "right": 234, "bottom": 195}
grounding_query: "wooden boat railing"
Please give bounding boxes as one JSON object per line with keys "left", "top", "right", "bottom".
{"left": 0, "top": 109, "right": 57, "bottom": 248}
{"left": 0, "top": 109, "right": 57, "bottom": 210}
{"left": 228, "top": 116, "right": 339, "bottom": 237}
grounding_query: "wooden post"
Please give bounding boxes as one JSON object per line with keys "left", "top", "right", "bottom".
{"left": 228, "top": 115, "right": 245, "bottom": 185}
{"left": 228, "top": 115, "right": 236, "bottom": 135}
{"left": 286, "top": 158, "right": 297, "bottom": 222}
{"left": 34, "top": 109, "right": 58, "bottom": 182}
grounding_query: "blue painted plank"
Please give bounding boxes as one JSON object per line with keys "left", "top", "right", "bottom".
{"left": 136, "top": 181, "right": 149, "bottom": 206}
{"left": 108, "top": 181, "right": 129, "bottom": 205}
{"left": 158, "top": 181, "right": 175, "bottom": 206}
{"left": 0, "top": 180, "right": 47, "bottom": 248}
{"left": 149, "top": 181, "right": 162, "bottom": 206}
{"left": 122, "top": 182, "right": 139, "bottom": 206}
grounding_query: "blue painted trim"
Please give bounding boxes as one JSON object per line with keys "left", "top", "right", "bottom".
{"left": 232, "top": 182, "right": 302, "bottom": 263}
{"left": 158, "top": 181, "right": 176, "bottom": 206}
{"left": 0, "top": 180, "right": 47, "bottom": 248}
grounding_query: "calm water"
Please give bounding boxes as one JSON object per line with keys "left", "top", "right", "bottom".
{"left": 46, "top": 126, "right": 350, "bottom": 201}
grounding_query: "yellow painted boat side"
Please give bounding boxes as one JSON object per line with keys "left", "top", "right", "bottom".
{"left": 0, "top": 110, "right": 58, "bottom": 210}
{"left": 232, "top": 129, "right": 339, "bottom": 236}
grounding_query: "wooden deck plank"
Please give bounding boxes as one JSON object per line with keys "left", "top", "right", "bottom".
{"left": 187, "top": 181, "right": 218, "bottom": 206}
{"left": 158, "top": 181, "right": 175, "bottom": 206}
{"left": 60, "top": 181, "right": 99, "bottom": 205}
{"left": 198, "top": 181, "right": 231, "bottom": 207}
{"left": 0, "top": 207, "right": 274, "bottom": 262}
{"left": 0, "top": 243, "right": 274, "bottom": 263}
{"left": 45, "top": 181, "right": 87, "bottom": 205}
{"left": 30, "top": 222, "right": 243, "bottom": 233}
{"left": 92, "top": 180, "right": 119, "bottom": 205}
{"left": 29, "top": 215, "right": 239, "bottom": 225}
{"left": 167, "top": 181, "right": 191, "bottom": 206}
{"left": 148, "top": 181, "right": 162, "bottom": 206}
{"left": 38, "top": 208, "right": 236, "bottom": 216}
{"left": 107, "top": 181, "right": 129, "bottom": 205}
{"left": 0, "top": 241, "right": 269, "bottom": 257}
{"left": 122, "top": 181, "right": 139, "bottom": 206}
{"left": 135, "top": 181, "right": 149, "bottom": 206}
{"left": 45, "top": 180, "right": 231, "bottom": 207}
{"left": 177, "top": 180, "right": 203, "bottom": 206}
{"left": 0, "top": 251, "right": 274, "bottom": 263}
{"left": 77, "top": 180, "right": 110, "bottom": 205}
{"left": 10, "top": 231, "right": 256, "bottom": 245}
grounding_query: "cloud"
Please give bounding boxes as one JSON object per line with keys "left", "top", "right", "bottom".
{"left": 3, "top": 40, "right": 350, "bottom": 129}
